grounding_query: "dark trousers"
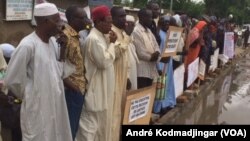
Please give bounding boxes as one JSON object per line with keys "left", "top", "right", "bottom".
{"left": 173, "top": 60, "right": 181, "bottom": 71}
{"left": 11, "top": 127, "right": 22, "bottom": 141}
{"left": 65, "top": 89, "right": 84, "bottom": 140}
{"left": 137, "top": 77, "right": 153, "bottom": 89}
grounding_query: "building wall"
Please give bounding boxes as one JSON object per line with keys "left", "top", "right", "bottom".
{"left": 0, "top": 1, "right": 141, "bottom": 47}
{"left": 0, "top": 0, "right": 33, "bottom": 46}
{"left": 0, "top": 0, "right": 87, "bottom": 47}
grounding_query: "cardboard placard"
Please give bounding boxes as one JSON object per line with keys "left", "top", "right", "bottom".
{"left": 162, "top": 26, "right": 184, "bottom": 57}
{"left": 123, "top": 84, "right": 156, "bottom": 125}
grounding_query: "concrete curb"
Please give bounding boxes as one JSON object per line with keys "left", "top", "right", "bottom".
{"left": 151, "top": 47, "right": 249, "bottom": 125}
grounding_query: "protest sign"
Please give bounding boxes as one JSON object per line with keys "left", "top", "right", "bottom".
{"left": 123, "top": 84, "right": 156, "bottom": 125}
{"left": 162, "top": 26, "right": 184, "bottom": 57}
{"left": 223, "top": 32, "right": 234, "bottom": 58}
{"left": 187, "top": 57, "right": 199, "bottom": 87}
{"left": 174, "top": 64, "right": 184, "bottom": 98}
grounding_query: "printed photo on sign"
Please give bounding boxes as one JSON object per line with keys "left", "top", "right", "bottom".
{"left": 162, "top": 26, "right": 184, "bottom": 57}
{"left": 6, "top": 0, "right": 33, "bottom": 21}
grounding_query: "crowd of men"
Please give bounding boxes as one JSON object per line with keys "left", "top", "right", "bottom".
{"left": 0, "top": 1, "right": 239, "bottom": 141}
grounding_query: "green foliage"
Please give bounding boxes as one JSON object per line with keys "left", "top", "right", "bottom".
{"left": 204, "top": 0, "right": 250, "bottom": 24}
{"left": 113, "top": 0, "right": 122, "bottom": 5}
{"left": 113, "top": 0, "right": 250, "bottom": 25}
{"left": 133, "top": 0, "right": 148, "bottom": 8}
{"left": 161, "top": 0, "right": 205, "bottom": 18}
{"left": 186, "top": 2, "right": 205, "bottom": 18}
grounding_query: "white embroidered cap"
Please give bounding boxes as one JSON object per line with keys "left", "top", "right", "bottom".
{"left": 0, "top": 43, "right": 15, "bottom": 58}
{"left": 126, "top": 15, "right": 135, "bottom": 22}
{"left": 173, "top": 14, "right": 182, "bottom": 27}
{"left": 34, "top": 2, "right": 59, "bottom": 17}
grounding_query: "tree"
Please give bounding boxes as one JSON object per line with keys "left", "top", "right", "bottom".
{"left": 204, "top": 0, "right": 250, "bottom": 24}
{"left": 114, "top": 0, "right": 250, "bottom": 25}
{"left": 133, "top": 0, "right": 148, "bottom": 8}
{"left": 161, "top": 0, "right": 205, "bottom": 18}
{"left": 113, "top": 0, "right": 122, "bottom": 5}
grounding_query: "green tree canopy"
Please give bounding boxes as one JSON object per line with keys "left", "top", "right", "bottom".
{"left": 204, "top": 0, "right": 250, "bottom": 24}
{"left": 113, "top": 0, "right": 250, "bottom": 24}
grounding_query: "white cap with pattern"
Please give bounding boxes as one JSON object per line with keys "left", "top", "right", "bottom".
{"left": 126, "top": 15, "right": 135, "bottom": 22}
{"left": 0, "top": 43, "right": 15, "bottom": 58}
{"left": 34, "top": 2, "right": 59, "bottom": 17}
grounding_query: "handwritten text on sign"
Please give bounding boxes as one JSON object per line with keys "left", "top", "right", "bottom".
{"left": 167, "top": 32, "right": 179, "bottom": 49}
{"left": 163, "top": 26, "right": 183, "bottom": 57}
{"left": 129, "top": 95, "right": 150, "bottom": 122}
{"left": 6, "top": 0, "right": 33, "bottom": 21}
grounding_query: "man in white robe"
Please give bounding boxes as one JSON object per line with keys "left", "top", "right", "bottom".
{"left": 76, "top": 5, "right": 117, "bottom": 141}
{"left": 4, "top": 3, "right": 73, "bottom": 141}
{"left": 126, "top": 15, "right": 139, "bottom": 91}
{"left": 110, "top": 6, "right": 131, "bottom": 141}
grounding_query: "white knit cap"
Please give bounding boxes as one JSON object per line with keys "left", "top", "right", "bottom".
{"left": 0, "top": 43, "right": 15, "bottom": 58}
{"left": 173, "top": 14, "right": 182, "bottom": 27}
{"left": 34, "top": 2, "right": 59, "bottom": 17}
{"left": 126, "top": 15, "right": 135, "bottom": 22}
